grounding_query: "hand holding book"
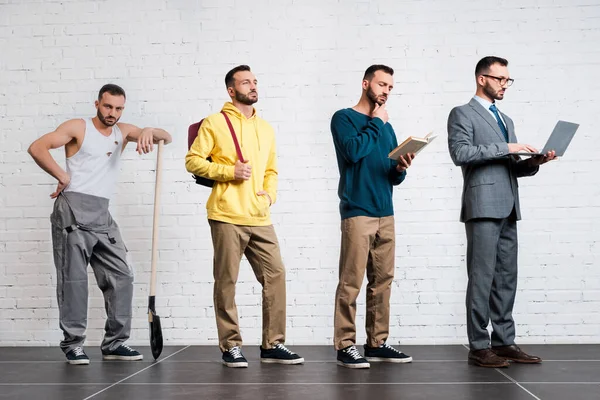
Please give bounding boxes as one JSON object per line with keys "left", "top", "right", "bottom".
{"left": 396, "top": 153, "right": 415, "bottom": 172}
{"left": 388, "top": 132, "right": 437, "bottom": 160}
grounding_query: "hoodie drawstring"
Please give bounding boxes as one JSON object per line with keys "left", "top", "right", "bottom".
{"left": 253, "top": 118, "right": 260, "bottom": 151}
{"left": 238, "top": 114, "right": 260, "bottom": 153}
{"left": 222, "top": 102, "right": 261, "bottom": 155}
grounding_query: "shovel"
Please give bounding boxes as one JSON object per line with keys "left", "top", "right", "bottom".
{"left": 148, "top": 140, "right": 164, "bottom": 360}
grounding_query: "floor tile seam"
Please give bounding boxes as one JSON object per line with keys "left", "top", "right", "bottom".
{"left": 81, "top": 345, "right": 191, "bottom": 400}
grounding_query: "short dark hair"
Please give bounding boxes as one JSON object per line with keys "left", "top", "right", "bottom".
{"left": 363, "top": 64, "right": 394, "bottom": 81}
{"left": 225, "top": 65, "right": 251, "bottom": 88}
{"left": 475, "top": 56, "right": 508, "bottom": 76}
{"left": 98, "top": 84, "right": 126, "bottom": 101}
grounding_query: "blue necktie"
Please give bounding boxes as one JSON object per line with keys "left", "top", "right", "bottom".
{"left": 489, "top": 104, "right": 508, "bottom": 142}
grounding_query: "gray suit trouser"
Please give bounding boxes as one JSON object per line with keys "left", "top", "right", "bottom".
{"left": 465, "top": 209, "right": 518, "bottom": 350}
{"left": 51, "top": 192, "right": 133, "bottom": 354}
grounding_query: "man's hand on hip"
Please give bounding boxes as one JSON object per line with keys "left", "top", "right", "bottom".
{"left": 257, "top": 190, "right": 272, "bottom": 206}
{"left": 51, "top": 173, "right": 70, "bottom": 199}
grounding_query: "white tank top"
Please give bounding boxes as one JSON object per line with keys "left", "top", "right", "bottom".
{"left": 64, "top": 118, "right": 123, "bottom": 200}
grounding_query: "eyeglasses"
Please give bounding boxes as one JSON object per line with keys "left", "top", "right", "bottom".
{"left": 482, "top": 74, "right": 514, "bottom": 87}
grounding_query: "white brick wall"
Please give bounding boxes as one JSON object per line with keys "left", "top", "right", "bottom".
{"left": 1, "top": 0, "right": 599, "bottom": 347}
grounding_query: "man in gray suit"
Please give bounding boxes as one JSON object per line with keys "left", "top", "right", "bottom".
{"left": 447, "top": 56, "right": 556, "bottom": 368}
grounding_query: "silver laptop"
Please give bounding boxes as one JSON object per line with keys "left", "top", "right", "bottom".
{"left": 510, "top": 120, "right": 579, "bottom": 157}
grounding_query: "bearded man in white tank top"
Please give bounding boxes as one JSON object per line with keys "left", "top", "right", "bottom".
{"left": 28, "top": 84, "right": 172, "bottom": 365}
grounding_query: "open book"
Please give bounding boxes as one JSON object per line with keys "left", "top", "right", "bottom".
{"left": 388, "top": 132, "right": 437, "bottom": 160}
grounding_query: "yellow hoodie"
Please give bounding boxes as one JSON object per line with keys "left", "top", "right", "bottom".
{"left": 185, "top": 102, "right": 278, "bottom": 226}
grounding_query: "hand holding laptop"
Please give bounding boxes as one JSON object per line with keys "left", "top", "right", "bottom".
{"left": 508, "top": 143, "right": 557, "bottom": 165}
{"left": 529, "top": 150, "right": 557, "bottom": 166}
{"left": 508, "top": 143, "right": 538, "bottom": 154}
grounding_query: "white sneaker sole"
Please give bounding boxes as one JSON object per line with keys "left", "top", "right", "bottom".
{"left": 337, "top": 361, "right": 370, "bottom": 369}
{"left": 365, "top": 356, "right": 413, "bottom": 363}
{"left": 223, "top": 361, "right": 249, "bottom": 368}
{"left": 102, "top": 355, "right": 144, "bottom": 361}
{"left": 260, "top": 357, "right": 305, "bottom": 365}
{"left": 67, "top": 359, "right": 90, "bottom": 365}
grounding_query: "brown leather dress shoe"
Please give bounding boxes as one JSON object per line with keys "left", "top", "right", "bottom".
{"left": 491, "top": 345, "right": 542, "bottom": 364}
{"left": 468, "top": 349, "right": 510, "bottom": 368}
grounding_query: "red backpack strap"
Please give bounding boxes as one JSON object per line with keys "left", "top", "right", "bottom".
{"left": 188, "top": 119, "right": 203, "bottom": 150}
{"left": 220, "top": 111, "right": 245, "bottom": 163}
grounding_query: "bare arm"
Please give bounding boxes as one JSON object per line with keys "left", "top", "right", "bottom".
{"left": 27, "top": 119, "right": 83, "bottom": 198}
{"left": 118, "top": 123, "right": 172, "bottom": 154}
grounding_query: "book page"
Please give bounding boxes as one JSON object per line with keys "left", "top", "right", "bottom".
{"left": 416, "top": 132, "right": 437, "bottom": 155}
{"left": 388, "top": 132, "right": 435, "bottom": 159}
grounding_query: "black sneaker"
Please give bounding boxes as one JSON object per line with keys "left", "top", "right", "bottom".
{"left": 66, "top": 347, "right": 90, "bottom": 365}
{"left": 364, "top": 342, "right": 412, "bottom": 363}
{"left": 102, "top": 344, "right": 143, "bottom": 361}
{"left": 337, "top": 345, "right": 370, "bottom": 369}
{"left": 222, "top": 346, "right": 248, "bottom": 368}
{"left": 260, "top": 344, "right": 304, "bottom": 364}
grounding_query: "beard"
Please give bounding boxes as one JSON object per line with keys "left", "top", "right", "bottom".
{"left": 366, "top": 86, "right": 387, "bottom": 106}
{"left": 97, "top": 110, "right": 119, "bottom": 127}
{"left": 483, "top": 82, "right": 504, "bottom": 101}
{"left": 235, "top": 90, "right": 258, "bottom": 105}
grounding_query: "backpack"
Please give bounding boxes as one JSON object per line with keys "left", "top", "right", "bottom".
{"left": 187, "top": 111, "right": 245, "bottom": 187}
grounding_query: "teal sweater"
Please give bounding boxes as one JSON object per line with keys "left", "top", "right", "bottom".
{"left": 331, "top": 108, "right": 406, "bottom": 220}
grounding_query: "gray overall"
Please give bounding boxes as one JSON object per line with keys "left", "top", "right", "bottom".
{"left": 50, "top": 191, "right": 133, "bottom": 354}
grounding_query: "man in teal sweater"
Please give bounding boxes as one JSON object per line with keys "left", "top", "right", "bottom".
{"left": 331, "top": 64, "right": 415, "bottom": 369}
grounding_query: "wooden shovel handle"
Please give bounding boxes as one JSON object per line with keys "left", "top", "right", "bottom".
{"left": 150, "top": 140, "right": 164, "bottom": 296}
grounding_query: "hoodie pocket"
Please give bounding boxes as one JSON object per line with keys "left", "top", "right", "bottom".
{"left": 215, "top": 182, "right": 234, "bottom": 213}
{"left": 250, "top": 194, "right": 270, "bottom": 218}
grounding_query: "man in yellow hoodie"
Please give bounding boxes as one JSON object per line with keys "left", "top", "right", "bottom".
{"left": 186, "top": 65, "right": 304, "bottom": 368}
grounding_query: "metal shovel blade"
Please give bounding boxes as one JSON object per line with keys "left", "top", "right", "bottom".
{"left": 148, "top": 296, "right": 163, "bottom": 360}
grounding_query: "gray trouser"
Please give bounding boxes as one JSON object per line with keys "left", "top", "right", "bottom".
{"left": 50, "top": 192, "right": 133, "bottom": 354}
{"left": 465, "top": 211, "right": 518, "bottom": 350}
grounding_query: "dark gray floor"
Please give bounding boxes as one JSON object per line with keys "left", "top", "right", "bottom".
{"left": 1, "top": 345, "right": 599, "bottom": 400}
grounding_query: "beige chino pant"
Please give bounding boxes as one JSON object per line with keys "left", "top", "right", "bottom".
{"left": 209, "top": 219, "right": 286, "bottom": 351}
{"left": 334, "top": 216, "right": 395, "bottom": 350}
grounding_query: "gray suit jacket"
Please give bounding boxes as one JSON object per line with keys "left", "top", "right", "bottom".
{"left": 447, "top": 98, "right": 539, "bottom": 222}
